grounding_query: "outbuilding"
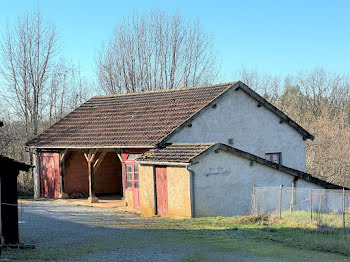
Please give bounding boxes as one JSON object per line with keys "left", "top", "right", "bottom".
{"left": 137, "top": 143, "right": 343, "bottom": 218}
{"left": 0, "top": 155, "right": 31, "bottom": 245}
{"left": 25, "top": 81, "right": 341, "bottom": 216}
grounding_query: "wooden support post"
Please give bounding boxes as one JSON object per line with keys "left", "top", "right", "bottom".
{"left": 343, "top": 188, "right": 345, "bottom": 229}
{"left": 33, "top": 151, "right": 40, "bottom": 199}
{"left": 310, "top": 188, "right": 313, "bottom": 223}
{"left": 59, "top": 149, "right": 68, "bottom": 199}
{"left": 279, "top": 185, "right": 283, "bottom": 219}
{"left": 84, "top": 150, "right": 98, "bottom": 203}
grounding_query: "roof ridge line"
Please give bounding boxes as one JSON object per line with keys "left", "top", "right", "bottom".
{"left": 93, "top": 82, "right": 236, "bottom": 99}
{"left": 167, "top": 142, "right": 217, "bottom": 145}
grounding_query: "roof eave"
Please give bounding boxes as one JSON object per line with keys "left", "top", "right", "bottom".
{"left": 214, "top": 143, "right": 345, "bottom": 190}
{"left": 25, "top": 145, "right": 156, "bottom": 150}
{"left": 136, "top": 160, "right": 189, "bottom": 167}
{"left": 157, "top": 81, "right": 315, "bottom": 146}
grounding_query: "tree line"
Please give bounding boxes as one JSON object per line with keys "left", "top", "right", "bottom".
{"left": 235, "top": 67, "right": 350, "bottom": 187}
{"left": 0, "top": 9, "right": 349, "bottom": 193}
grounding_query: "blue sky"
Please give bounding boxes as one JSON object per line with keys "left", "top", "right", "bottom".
{"left": 0, "top": 0, "right": 349, "bottom": 82}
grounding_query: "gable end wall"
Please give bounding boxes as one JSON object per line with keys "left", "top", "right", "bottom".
{"left": 168, "top": 88, "right": 307, "bottom": 171}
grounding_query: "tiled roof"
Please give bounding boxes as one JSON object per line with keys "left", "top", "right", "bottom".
{"left": 137, "top": 143, "right": 344, "bottom": 190}
{"left": 26, "top": 83, "right": 234, "bottom": 148}
{"left": 138, "top": 143, "right": 216, "bottom": 164}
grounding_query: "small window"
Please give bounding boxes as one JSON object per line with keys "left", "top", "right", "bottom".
{"left": 126, "top": 164, "right": 133, "bottom": 188}
{"left": 265, "top": 152, "right": 282, "bottom": 164}
{"left": 127, "top": 154, "right": 142, "bottom": 160}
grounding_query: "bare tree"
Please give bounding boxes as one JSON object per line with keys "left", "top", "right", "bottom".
{"left": 96, "top": 11, "right": 218, "bottom": 94}
{"left": 234, "top": 67, "right": 350, "bottom": 187}
{"left": 0, "top": 10, "right": 91, "bottom": 141}
{"left": 0, "top": 10, "right": 58, "bottom": 140}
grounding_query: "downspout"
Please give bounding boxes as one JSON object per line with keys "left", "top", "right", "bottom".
{"left": 187, "top": 165, "right": 195, "bottom": 218}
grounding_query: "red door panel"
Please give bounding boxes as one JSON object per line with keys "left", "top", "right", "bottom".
{"left": 156, "top": 166, "right": 168, "bottom": 217}
{"left": 39, "top": 152, "right": 60, "bottom": 198}
{"left": 124, "top": 153, "right": 143, "bottom": 209}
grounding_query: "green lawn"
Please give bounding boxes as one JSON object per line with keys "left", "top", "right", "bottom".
{"left": 147, "top": 213, "right": 350, "bottom": 257}
{"left": 6, "top": 205, "right": 350, "bottom": 261}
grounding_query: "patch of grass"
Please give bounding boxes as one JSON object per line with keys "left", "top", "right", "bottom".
{"left": 135, "top": 214, "right": 350, "bottom": 257}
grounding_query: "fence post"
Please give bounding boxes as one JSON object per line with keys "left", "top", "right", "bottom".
{"left": 310, "top": 188, "right": 313, "bottom": 223}
{"left": 251, "top": 184, "right": 256, "bottom": 215}
{"left": 343, "top": 188, "right": 345, "bottom": 229}
{"left": 279, "top": 185, "right": 283, "bottom": 219}
{"left": 318, "top": 194, "right": 322, "bottom": 221}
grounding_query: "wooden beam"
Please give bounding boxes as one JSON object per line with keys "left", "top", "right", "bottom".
{"left": 116, "top": 153, "right": 122, "bottom": 163}
{"left": 83, "top": 152, "right": 89, "bottom": 162}
{"left": 93, "top": 152, "right": 107, "bottom": 172}
{"left": 60, "top": 149, "right": 67, "bottom": 162}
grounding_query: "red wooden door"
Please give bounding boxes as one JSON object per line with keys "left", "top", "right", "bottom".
{"left": 39, "top": 152, "right": 60, "bottom": 198}
{"left": 156, "top": 166, "right": 168, "bottom": 217}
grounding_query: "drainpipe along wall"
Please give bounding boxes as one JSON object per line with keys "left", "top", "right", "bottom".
{"left": 187, "top": 165, "right": 195, "bottom": 218}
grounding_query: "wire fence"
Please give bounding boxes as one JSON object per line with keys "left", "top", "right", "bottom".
{"left": 251, "top": 185, "right": 350, "bottom": 227}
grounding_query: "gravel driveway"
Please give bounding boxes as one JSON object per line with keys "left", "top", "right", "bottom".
{"left": 3, "top": 200, "right": 346, "bottom": 261}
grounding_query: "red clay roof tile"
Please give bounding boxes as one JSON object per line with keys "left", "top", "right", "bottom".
{"left": 26, "top": 83, "right": 234, "bottom": 148}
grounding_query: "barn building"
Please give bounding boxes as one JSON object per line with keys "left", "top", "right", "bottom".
{"left": 25, "top": 81, "right": 341, "bottom": 217}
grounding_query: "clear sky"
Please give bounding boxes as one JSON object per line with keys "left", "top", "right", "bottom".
{"left": 0, "top": 0, "right": 349, "bottom": 82}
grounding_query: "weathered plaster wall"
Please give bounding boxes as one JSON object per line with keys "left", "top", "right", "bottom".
{"left": 125, "top": 190, "right": 134, "bottom": 207}
{"left": 190, "top": 150, "right": 323, "bottom": 217}
{"left": 139, "top": 165, "right": 156, "bottom": 216}
{"left": 169, "top": 88, "right": 307, "bottom": 171}
{"left": 167, "top": 167, "right": 192, "bottom": 218}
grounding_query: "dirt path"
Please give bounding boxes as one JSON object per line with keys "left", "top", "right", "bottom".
{"left": 4, "top": 200, "right": 348, "bottom": 261}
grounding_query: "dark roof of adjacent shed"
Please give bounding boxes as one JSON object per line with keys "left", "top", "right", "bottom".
{"left": 26, "top": 83, "right": 233, "bottom": 148}
{"left": 137, "top": 143, "right": 344, "bottom": 190}
{"left": 0, "top": 155, "right": 32, "bottom": 173}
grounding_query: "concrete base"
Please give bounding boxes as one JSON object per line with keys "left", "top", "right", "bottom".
{"left": 88, "top": 196, "right": 99, "bottom": 203}
{"left": 59, "top": 193, "right": 69, "bottom": 199}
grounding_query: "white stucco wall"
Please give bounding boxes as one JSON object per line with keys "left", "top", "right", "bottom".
{"left": 190, "top": 150, "right": 323, "bottom": 217}
{"left": 168, "top": 88, "right": 307, "bottom": 171}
